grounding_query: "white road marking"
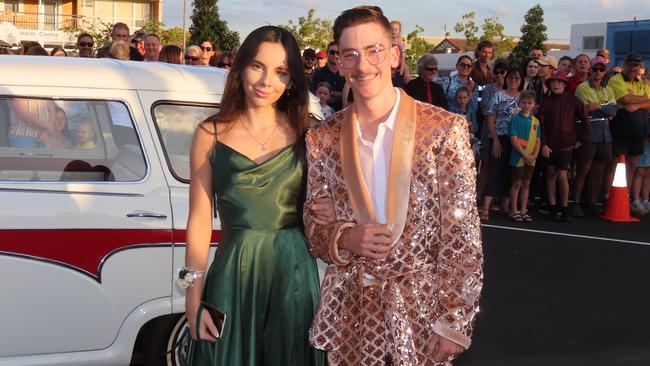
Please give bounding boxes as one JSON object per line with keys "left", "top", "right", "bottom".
{"left": 482, "top": 224, "right": 650, "bottom": 247}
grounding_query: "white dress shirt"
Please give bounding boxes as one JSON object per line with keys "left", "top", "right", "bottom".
{"left": 355, "top": 88, "right": 401, "bottom": 224}
{"left": 355, "top": 89, "right": 400, "bottom": 283}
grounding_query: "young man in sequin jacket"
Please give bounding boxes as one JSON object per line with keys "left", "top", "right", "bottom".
{"left": 303, "top": 6, "right": 483, "bottom": 365}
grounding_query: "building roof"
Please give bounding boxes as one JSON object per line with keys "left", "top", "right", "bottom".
{"left": 0, "top": 56, "right": 226, "bottom": 95}
{"left": 430, "top": 37, "right": 468, "bottom": 53}
{"left": 423, "top": 35, "right": 569, "bottom": 53}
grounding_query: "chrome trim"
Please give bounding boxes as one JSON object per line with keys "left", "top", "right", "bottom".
{"left": 127, "top": 211, "right": 168, "bottom": 219}
{"left": 0, "top": 187, "right": 144, "bottom": 197}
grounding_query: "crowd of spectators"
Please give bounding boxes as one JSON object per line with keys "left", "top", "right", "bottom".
{"left": 300, "top": 31, "right": 650, "bottom": 221}
{"left": 2, "top": 20, "right": 650, "bottom": 221}
{"left": 0, "top": 22, "right": 237, "bottom": 69}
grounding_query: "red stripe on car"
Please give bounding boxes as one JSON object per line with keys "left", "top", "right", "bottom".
{"left": 0, "top": 229, "right": 221, "bottom": 277}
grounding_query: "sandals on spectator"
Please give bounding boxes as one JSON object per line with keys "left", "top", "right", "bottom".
{"left": 510, "top": 212, "right": 523, "bottom": 223}
{"left": 521, "top": 213, "right": 533, "bottom": 223}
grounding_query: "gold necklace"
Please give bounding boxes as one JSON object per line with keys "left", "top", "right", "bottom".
{"left": 239, "top": 119, "right": 279, "bottom": 151}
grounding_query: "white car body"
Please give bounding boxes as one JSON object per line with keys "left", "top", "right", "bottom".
{"left": 0, "top": 56, "right": 225, "bottom": 365}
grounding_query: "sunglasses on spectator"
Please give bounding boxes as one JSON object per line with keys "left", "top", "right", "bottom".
{"left": 508, "top": 75, "right": 521, "bottom": 80}
{"left": 328, "top": 50, "right": 339, "bottom": 56}
{"left": 304, "top": 56, "right": 316, "bottom": 61}
{"left": 494, "top": 70, "right": 507, "bottom": 75}
{"left": 425, "top": 66, "right": 438, "bottom": 72}
{"left": 458, "top": 63, "right": 473, "bottom": 68}
{"left": 591, "top": 66, "right": 606, "bottom": 72}
{"left": 185, "top": 55, "right": 200, "bottom": 62}
{"left": 200, "top": 46, "right": 212, "bottom": 52}
{"left": 78, "top": 42, "right": 94, "bottom": 47}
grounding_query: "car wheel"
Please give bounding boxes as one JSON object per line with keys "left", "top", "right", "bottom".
{"left": 142, "top": 314, "right": 191, "bottom": 366}
{"left": 165, "top": 314, "right": 192, "bottom": 366}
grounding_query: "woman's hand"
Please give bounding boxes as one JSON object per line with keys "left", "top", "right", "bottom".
{"left": 187, "top": 303, "right": 219, "bottom": 342}
{"left": 309, "top": 197, "right": 336, "bottom": 225}
{"left": 491, "top": 139, "right": 502, "bottom": 158}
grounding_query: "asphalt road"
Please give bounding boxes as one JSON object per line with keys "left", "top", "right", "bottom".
{"left": 456, "top": 212, "right": 650, "bottom": 366}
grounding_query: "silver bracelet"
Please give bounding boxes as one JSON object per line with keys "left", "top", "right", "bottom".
{"left": 177, "top": 267, "right": 207, "bottom": 289}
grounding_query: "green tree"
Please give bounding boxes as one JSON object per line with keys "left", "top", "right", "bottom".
{"left": 80, "top": 21, "right": 114, "bottom": 48}
{"left": 139, "top": 21, "right": 188, "bottom": 46}
{"left": 162, "top": 27, "right": 188, "bottom": 46}
{"left": 189, "top": 0, "right": 239, "bottom": 50}
{"left": 480, "top": 16, "right": 512, "bottom": 58}
{"left": 508, "top": 4, "right": 548, "bottom": 67}
{"left": 279, "top": 9, "right": 333, "bottom": 51}
{"left": 404, "top": 25, "right": 432, "bottom": 74}
{"left": 454, "top": 12, "right": 479, "bottom": 51}
{"left": 454, "top": 12, "right": 512, "bottom": 58}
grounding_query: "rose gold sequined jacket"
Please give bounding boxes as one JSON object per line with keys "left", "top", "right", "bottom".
{"left": 304, "top": 91, "right": 483, "bottom": 363}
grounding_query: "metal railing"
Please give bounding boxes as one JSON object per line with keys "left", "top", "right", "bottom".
{"left": 0, "top": 11, "right": 149, "bottom": 31}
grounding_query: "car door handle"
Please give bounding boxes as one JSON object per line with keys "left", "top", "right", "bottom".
{"left": 126, "top": 211, "right": 168, "bottom": 219}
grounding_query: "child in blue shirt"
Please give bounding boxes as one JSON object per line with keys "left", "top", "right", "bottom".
{"left": 509, "top": 91, "right": 541, "bottom": 222}
{"left": 450, "top": 86, "right": 480, "bottom": 156}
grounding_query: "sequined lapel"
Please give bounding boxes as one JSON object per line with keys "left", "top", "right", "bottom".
{"left": 340, "top": 107, "right": 376, "bottom": 224}
{"left": 386, "top": 90, "right": 417, "bottom": 243}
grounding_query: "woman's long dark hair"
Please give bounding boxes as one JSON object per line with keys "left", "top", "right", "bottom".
{"left": 209, "top": 26, "right": 309, "bottom": 138}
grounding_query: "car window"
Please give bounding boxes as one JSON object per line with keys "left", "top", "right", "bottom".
{"left": 0, "top": 97, "right": 146, "bottom": 182}
{"left": 152, "top": 103, "right": 219, "bottom": 182}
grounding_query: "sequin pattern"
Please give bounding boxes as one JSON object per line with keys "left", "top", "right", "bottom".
{"left": 304, "top": 101, "right": 483, "bottom": 365}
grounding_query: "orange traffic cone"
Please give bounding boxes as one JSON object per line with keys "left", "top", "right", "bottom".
{"left": 598, "top": 154, "right": 639, "bottom": 222}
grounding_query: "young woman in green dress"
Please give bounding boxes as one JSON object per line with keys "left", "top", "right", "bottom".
{"left": 184, "top": 26, "right": 333, "bottom": 365}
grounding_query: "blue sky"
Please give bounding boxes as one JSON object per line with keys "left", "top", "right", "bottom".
{"left": 163, "top": 1, "right": 649, "bottom": 42}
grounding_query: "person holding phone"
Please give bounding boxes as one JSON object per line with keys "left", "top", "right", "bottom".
{"left": 439, "top": 55, "right": 478, "bottom": 112}
{"left": 184, "top": 26, "right": 334, "bottom": 365}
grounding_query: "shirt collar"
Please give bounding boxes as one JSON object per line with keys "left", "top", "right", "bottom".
{"left": 355, "top": 88, "right": 400, "bottom": 137}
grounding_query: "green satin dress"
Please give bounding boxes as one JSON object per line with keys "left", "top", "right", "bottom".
{"left": 191, "top": 143, "right": 324, "bottom": 366}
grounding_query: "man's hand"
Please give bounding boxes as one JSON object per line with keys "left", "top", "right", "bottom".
{"left": 339, "top": 223, "right": 392, "bottom": 259}
{"left": 426, "top": 333, "right": 464, "bottom": 363}
{"left": 541, "top": 145, "right": 552, "bottom": 158}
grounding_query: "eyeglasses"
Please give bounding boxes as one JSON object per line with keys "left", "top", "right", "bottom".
{"left": 591, "top": 67, "right": 606, "bottom": 72}
{"left": 304, "top": 56, "right": 316, "bottom": 61}
{"left": 425, "top": 66, "right": 438, "bottom": 72}
{"left": 200, "top": 46, "right": 212, "bottom": 52}
{"left": 494, "top": 70, "right": 507, "bottom": 75}
{"left": 458, "top": 63, "right": 473, "bottom": 68}
{"left": 507, "top": 75, "right": 522, "bottom": 80}
{"left": 328, "top": 50, "right": 339, "bottom": 56}
{"left": 338, "top": 44, "right": 386, "bottom": 69}
{"left": 185, "top": 55, "right": 200, "bottom": 62}
{"left": 78, "top": 42, "right": 94, "bottom": 47}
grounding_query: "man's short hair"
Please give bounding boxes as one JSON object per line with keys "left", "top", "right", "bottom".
{"left": 519, "top": 90, "right": 536, "bottom": 102}
{"left": 326, "top": 41, "right": 337, "bottom": 51}
{"left": 145, "top": 34, "right": 160, "bottom": 42}
{"left": 112, "top": 22, "right": 129, "bottom": 35}
{"left": 333, "top": 6, "right": 392, "bottom": 44}
{"left": 559, "top": 55, "right": 572, "bottom": 64}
